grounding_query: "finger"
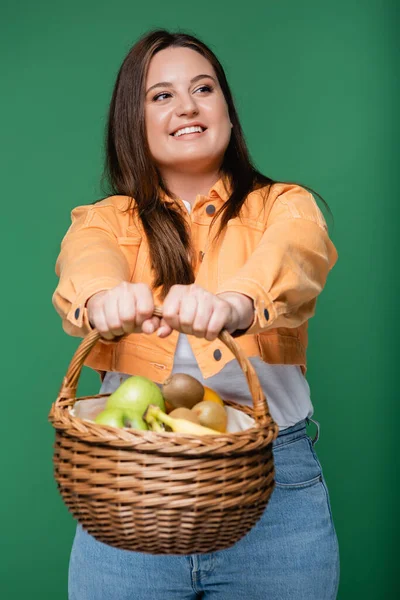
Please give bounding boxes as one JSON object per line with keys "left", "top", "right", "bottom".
{"left": 178, "top": 293, "right": 198, "bottom": 335}
{"left": 94, "top": 306, "right": 117, "bottom": 341}
{"left": 142, "top": 316, "right": 160, "bottom": 334}
{"left": 191, "top": 295, "right": 214, "bottom": 338}
{"left": 103, "top": 295, "right": 125, "bottom": 337}
{"left": 118, "top": 287, "right": 137, "bottom": 333}
{"left": 134, "top": 284, "right": 155, "bottom": 327}
{"left": 162, "top": 285, "right": 185, "bottom": 331}
{"left": 156, "top": 317, "right": 173, "bottom": 338}
{"left": 204, "top": 303, "right": 231, "bottom": 341}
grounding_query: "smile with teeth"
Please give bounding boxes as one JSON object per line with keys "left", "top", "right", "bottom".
{"left": 172, "top": 126, "right": 206, "bottom": 137}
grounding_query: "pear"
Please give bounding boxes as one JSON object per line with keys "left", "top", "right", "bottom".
{"left": 94, "top": 408, "right": 125, "bottom": 428}
{"left": 124, "top": 410, "right": 149, "bottom": 431}
{"left": 106, "top": 376, "right": 165, "bottom": 422}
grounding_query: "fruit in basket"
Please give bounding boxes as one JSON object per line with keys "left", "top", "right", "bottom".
{"left": 94, "top": 408, "right": 125, "bottom": 428}
{"left": 162, "top": 373, "right": 204, "bottom": 409}
{"left": 192, "top": 400, "right": 228, "bottom": 433}
{"left": 124, "top": 411, "right": 149, "bottom": 431}
{"left": 164, "top": 400, "right": 174, "bottom": 413}
{"left": 106, "top": 376, "right": 165, "bottom": 419}
{"left": 168, "top": 407, "right": 201, "bottom": 424}
{"left": 203, "top": 386, "right": 225, "bottom": 406}
{"left": 144, "top": 405, "right": 221, "bottom": 435}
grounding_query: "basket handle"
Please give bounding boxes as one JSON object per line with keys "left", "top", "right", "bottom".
{"left": 58, "top": 305, "right": 271, "bottom": 424}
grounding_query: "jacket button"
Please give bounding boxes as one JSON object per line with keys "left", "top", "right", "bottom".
{"left": 74, "top": 308, "right": 80, "bottom": 319}
{"left": 264, "top": 308, "right": 269, "bottom": 320}
{"left": 213, "top": 349, "right": 222, "bottom": 361}
{"left": 206, "top": 204, "right": 216, "bottom": 215}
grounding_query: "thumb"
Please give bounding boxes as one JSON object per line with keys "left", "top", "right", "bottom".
{"left": 156, "top": 318, "right": 173, "bottom": 338}
{"left": 142, "top": 316, "right": 161, "bottom": 334}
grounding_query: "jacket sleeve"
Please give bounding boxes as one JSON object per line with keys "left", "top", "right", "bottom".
{"left": 52, "top": 205, "right": 131, "bottom": 337}
{"left": 216, "top": 185, "right": 339, "bottom": 335}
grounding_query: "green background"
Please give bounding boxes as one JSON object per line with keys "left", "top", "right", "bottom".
{"left": 1, "top": 0, "right": 397, "bottom": 598}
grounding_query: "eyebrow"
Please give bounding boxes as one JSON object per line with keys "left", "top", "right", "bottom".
{"left": 146, "top": 74, "right": 217, "bottom": 96}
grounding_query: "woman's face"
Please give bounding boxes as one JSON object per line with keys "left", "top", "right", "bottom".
{"left": 144, "top": 47, "right": 232, "bottom": 177}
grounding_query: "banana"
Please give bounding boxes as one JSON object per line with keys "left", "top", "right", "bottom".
{"left": 144, "top": 405, "right": 221, "bottom": 436}
{"left": 145, "top": 413, "right": 165, "bottom": 432}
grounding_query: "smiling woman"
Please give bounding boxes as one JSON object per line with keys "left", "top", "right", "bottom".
{"left": 53, "top": 28, "right": 340, "bottom": 600}
{"left": 145, "top": 51, "right": 232, "bottom": 181}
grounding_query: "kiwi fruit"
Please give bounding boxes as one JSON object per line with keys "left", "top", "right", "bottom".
{"left": 162, "top": 373, "right": 204, "bottom": 409}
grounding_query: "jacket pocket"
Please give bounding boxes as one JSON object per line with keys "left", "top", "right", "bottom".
{"left": 217, "top": 221, "right": 263, "bottom": 284}
{"left": 256, "top": 328, "right": 300, "bottom": 364}
{"left": 117, "top": 235, "right": 142, "bottom": 281}
{"left": 258, "top": 326, "right": 300, "bottom": 340}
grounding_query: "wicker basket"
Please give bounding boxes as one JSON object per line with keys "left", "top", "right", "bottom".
{"left": 48, "top": 306, "right": 279, "bottom": 555}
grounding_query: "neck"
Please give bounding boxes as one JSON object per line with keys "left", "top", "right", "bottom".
{"left": 162, "top": 170, "right": 222, "bottom": 205}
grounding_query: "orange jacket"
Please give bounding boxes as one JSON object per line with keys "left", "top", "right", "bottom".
{"left": 52, "top": 178, "right": 338, "bottom": 382}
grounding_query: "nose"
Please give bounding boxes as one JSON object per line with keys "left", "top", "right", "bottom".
{"left": 175, "top": 93, "right": 199, "bottom": 118}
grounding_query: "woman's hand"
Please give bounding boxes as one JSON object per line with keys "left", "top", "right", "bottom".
{"left": 156, "top": 284, "right": 255, "bottom": 341}
{"left": 86, "top": 282, "right": 161, "bottom": 340}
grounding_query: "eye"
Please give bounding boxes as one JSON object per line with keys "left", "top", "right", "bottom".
{"left": 195, "top": 85, "right": 213, "bottom": 94}
{"left": 153, "top": 92, "right": 172, "bottom": 102}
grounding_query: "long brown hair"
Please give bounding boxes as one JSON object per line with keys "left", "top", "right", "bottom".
{"left": 100, "top": 29, "right": 333, "bottom": 299}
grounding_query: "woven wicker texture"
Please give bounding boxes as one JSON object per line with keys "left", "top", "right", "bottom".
{"left": 49, "top": 306, "right": 279, "bottom": 554}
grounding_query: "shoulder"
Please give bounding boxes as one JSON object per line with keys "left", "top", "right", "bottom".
{"left": 71, "top": 194, "right": 136, "bottom": 215}
{"left": 93, "top": 194, "right": 135, "bottom": 211}
{"left": 248, "top": 181, "right": 312, "bottom": 204}
{"left": 245, "top": 183, "right": 327, "bottom": 229}
{"left": 69, "top": 195, "right": 139, "bottom": 236}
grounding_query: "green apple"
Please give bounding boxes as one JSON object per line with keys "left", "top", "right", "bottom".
{"left": 106, "top": 376, "right": 165, "bottom": 420}
{"left": 94, "top": 408, "right": 125, "bottom": 428}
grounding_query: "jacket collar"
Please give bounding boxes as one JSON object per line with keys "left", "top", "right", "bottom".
{"left": 159, "top": 174, "right": 232, "bottom": 205}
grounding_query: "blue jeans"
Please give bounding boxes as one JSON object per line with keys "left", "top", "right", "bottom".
{"left": 68, "top": 418, "right": 340, "bottom": 599}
